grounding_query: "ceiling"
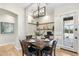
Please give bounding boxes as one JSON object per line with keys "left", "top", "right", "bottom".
{"left": 13, "top": 3, "right": 63, "bottom": 9}
{"left": 15, "top": 3, "right": 32, "bottom": 8}
{"left": 14, "top": 3, "right": 79, "bottom": 9}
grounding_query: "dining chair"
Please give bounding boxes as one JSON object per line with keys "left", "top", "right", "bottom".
{"left": 26, "top": 35, "right": 32, "bottom": 40}
{"left": 19, "top": 40, "right": 28, "bottom": 56}
{"left": 41, "top": 40, "right": 57, "bottom": 56}
{"left": 51, "top": 40, "right": 57, "bottom": 56}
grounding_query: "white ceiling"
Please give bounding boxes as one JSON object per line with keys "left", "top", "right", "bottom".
{"left": 14, "top": 3, "right": 79, "bottom": 9}
{"left": 17, "top": 3, "right": 64, "bottom": 8}
{"left": 15, "top": 3, "right": 33, "bottom": 8}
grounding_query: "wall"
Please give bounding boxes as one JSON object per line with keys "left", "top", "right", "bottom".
{"left": 54, "top": 4, "right": 79, "bottom": 51}
{"left": 26, "top": 4, "right": 79, "bottom": 52}
{"left": 26, "top": 4, "right": 54, "bottom": 35}
{"left": 0, "top": 4, "right": 25, "bottom": 50}
{"left": 25, "top": 6, "right": 36, "bottom": 35}
{"left": 26, "top": 24, "right": 36, "bottom": 35}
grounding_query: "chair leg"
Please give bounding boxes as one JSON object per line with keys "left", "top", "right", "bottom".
{"left": 22, "top": 51, "right": 24, "bottom": 56}
{"left": 22, "top": 53, "right": 24, "bottom": 56}
{"left": 50, "top": 52, "right": 52, "bottom": 56}
{"left": 54, "top": 49, "right": 56, "bottom": 56}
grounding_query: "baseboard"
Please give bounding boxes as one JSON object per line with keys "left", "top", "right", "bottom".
{"left": 0, "top": 43, "right": 14, "bottom": 46}
{"left": 60, "top": 48, "right": 78, "bottom": 54}
{"left": 56, "top": 46, "right": 61, "bottom": 49}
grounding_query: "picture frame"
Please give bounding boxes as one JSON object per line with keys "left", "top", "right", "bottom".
{"left": 1, "top": 22, "right": 14, "bottom": 34}
{"left": 0, "top": 22, "right": 1, "bottom": 34}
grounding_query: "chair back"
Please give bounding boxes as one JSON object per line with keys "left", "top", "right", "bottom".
{"left": 19, "top": 40, "right": 28, "bottom": 56}
{"left": 26, "top": 35, "right": 32, "bottom": 40}
{"left": 51, "top": 40, "right": 57, "bottom": 56}
{"left": 52, "top": 40, "right": 57, "bottom": 49}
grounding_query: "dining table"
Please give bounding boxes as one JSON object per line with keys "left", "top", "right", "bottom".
{"left": 26, "top": 38, "right": 51, "bottom": 56}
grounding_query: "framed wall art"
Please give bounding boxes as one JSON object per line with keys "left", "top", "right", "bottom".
{"left": 1, "top": 22, "right": 14, "bottom": 34}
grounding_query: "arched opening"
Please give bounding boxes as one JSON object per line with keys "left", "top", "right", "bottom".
{"left": 0, "top": 8, "right": 18, "bottom": 45}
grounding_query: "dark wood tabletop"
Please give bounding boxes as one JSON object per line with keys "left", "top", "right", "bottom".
{"left": 27, "top": 40, "right": 51, "bottom": 50}
{"left": 26, "top": 39, "right": 52, "bottom": 56}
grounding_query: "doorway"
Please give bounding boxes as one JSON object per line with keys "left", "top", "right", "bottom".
{"left": 63, "top": 12, "right": 78, "bottom": 52}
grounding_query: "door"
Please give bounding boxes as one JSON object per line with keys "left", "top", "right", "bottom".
{"left": 63, "top": 15, "right": 78, "bottom": 52}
